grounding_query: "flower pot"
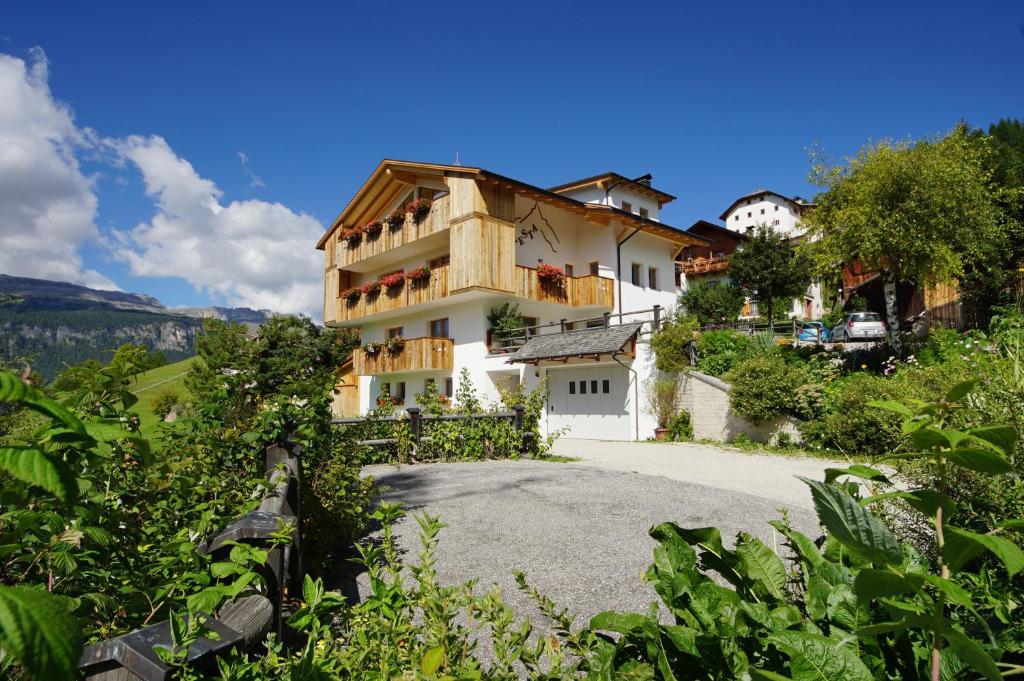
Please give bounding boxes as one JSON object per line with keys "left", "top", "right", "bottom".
{"left": 654, "top": 428, "right": 669, "bottom": 442}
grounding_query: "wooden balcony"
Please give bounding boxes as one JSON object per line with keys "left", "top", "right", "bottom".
{"left": 333, "top": 264, "right": 450, "bottom": 324}
{"left": 337, "top": 195, "right": 451, "bottom": 268}
{"left": 352, "top": 336, "right": 454, "bottom": 376}
{"left": 680, "top": 255, "right": 729, "bottom": 276}
{"left": 514, "top": 266, "right": 615, "bottom": 308}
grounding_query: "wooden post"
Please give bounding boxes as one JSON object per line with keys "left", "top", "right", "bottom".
{"left": 602, "top": 311, "right": 610, "bottom": 328}
{"left": 513, "top": 405, "right": 525, "bottom": 432}
{"left": 653, "top": 304, "right": 661, "bottom": 331}
{"left": 407, "top": 407, "right": 421, "bottom": 448}
{"left": 560, "top": 318, "right": 567, "bottom": 333}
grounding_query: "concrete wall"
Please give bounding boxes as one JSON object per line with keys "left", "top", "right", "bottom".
{"left": 678, "top": 370, "right": 801, "bottom": 444}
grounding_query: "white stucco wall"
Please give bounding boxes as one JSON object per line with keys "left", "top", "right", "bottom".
{"left": 724, "top": 193, "right": 804, "bottom": 237}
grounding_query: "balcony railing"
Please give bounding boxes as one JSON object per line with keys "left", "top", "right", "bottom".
{"left": 679, "top": 254, "right": 730, "bottom": 275}
{"left": 514, "top": 266, "right": 615, "bottom": 308}
{"left": 337, "top": 195, "right": 451, "bottom": 267}
{"left": 334, "top": 264, "right": 450, "bottom": 323}
{"left": 352, "top": 336, "right": 454, "bottom": 376}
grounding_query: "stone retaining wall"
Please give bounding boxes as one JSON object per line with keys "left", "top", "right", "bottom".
{"left": 678, "top": 370, "right": 802, "bottom": 444}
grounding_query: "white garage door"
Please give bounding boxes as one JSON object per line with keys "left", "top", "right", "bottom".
{"left": 548, "top": 365, "right": 630, "bottom": 440}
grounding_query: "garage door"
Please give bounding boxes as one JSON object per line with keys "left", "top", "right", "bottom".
{"left": 548, "top": 365, "right": 630, "bottom": 440}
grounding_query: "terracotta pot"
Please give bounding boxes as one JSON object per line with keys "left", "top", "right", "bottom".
{"left": 654, "top": 428, "right": 669, "bottom": 441}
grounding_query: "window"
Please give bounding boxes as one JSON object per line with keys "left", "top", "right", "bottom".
{"left": 569, "top": 381, "right": 576, "bottom": 395}
{"left": 639, "top": 207, "right": 649, "bottom": 219}
{"left": 631, "top": 263, "right": 642, "bottom": 286}
{"left": 424, "top": 377, "right": 435, "bottom": 392}
{"left": 590, "top": 380, "right": 598, "bottom": 394}
{"left": 774, "top": 205, "right": 779, "bottom": 212}
{"left": 428, "top": 254, "right": 450, "bottom": 268}
{"left": 760, "top": 208, "right": 765, "bottom": 214}
{"left": 386, "top": 326, "right": 403, "bottom": 339}
{"left": 444, "top": 377, "right": 453, "bottom": 398}
{"left": 747, "top": 211, "right": 752, "bottom": 218}
{"left": 579, "top": 380, "right": 587, "bottom": 395}
{"left": 602, "top": 379, "right": 610, "bottom": 394}
{"left": 394, "top": 382, "right": 406, "bottom": 403}
{"left": 564, "top": 263, "right": 574, "bottom": 277}
{"left": 773, "top": 219, "right": 780, "bottom": 226}
{"left": 429, "top": 318, "right": 449, "bottom": 338}
{"left": 621, "top": 200, "right": 632, "bottom": 213}
{"left": 734, "top": 215, "right": 739, "bottom": 221}
{"left": 589, "top": 261, "right": 600, "bottom": 276}
{"left": 648, "top": 267, "right": 658, "bottom": 290}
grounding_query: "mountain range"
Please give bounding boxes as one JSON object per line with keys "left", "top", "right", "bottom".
{"left": 0, "top": 275, "right": 276, "bottom": 380}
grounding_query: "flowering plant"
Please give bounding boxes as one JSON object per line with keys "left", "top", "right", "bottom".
{"left": 385, "top": 210, "right": 405, "bottom": 231}
{"left": 377, "top": 395, "right": 401, "bottom": 406}
{"left": 361, "top": 280, "right": 381, "bottom": 297}
{"left": 385, "top": 335, "right": 405, "bottom": 353}
{"left": 380, "top": 272, "right": 405, "bottom": 290}
{"left": 407, "top": 197, "right": 431, "bottom": 222}
{"left": 342, "top": 287, "right": 361, "bottom": 303}
{"left": 536, "top": 263, "right": 566, "bottom": 286}
{"left": 405, "top": 266, "right": 431, "bottom": 283}
{"left": 363, "top": 220, "right": 383, "bottom": 238}
{"left": 363, "top": 342, "right": 381, "bottom": 355}
{"left": 341, "top": 226, "right": 363, "bottom": 246}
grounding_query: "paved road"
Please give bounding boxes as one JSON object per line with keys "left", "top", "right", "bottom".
{"left": 356, "top": 457, "right": 823, "bottom": 636}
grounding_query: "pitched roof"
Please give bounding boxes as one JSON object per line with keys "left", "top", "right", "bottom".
{"left": 506, "top": 323, "right": 643, "bottom": 364}
{"left": 547, "top": 172, "right": 676, "bottom": 204}
{"left": 685, "top": 219, "right": 748, "bottom": 241}
{"left": 718, "top": 190, "right": 817, "bottom": 220}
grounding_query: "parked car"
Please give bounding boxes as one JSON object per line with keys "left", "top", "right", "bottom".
{"left": 831, "top": 311, "right": 888, "bottom": 342}
{"left": 797, "top": 321, "right": 831, "bottom": 343}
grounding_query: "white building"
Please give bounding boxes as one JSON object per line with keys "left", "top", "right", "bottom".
{"left": 318, "top": 162, "right": 706, "bottom": 440}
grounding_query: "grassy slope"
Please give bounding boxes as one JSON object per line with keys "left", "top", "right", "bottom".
{"left": 130, "top": 357, "right": 196, "bottom": 437}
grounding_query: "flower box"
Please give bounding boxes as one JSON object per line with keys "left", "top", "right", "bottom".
{"left": 380, "top": 272, "right": 405, "bottom": 290}
{"left": 536, "top": 264, "right": 566, "bottom": 287}
{"left": 405, "top": 266, "right": 431, "bottom": 284}
{"left": 385, "top": 210, "right": 405, "bottom": 231}
{"left": 342, "top": 288, "right": 361, "bottom": 303}
{"left": 385, "top": 336, "right": 405, "bottom": 353}
{"left": 407, "top": 197, "right": 431, "bottom": 223}
{"left": 341, "top": 226, "right": 363, "bottom": 246}
{"left": 360, "top": 280, "right": 381, "bottom": 297}
{"left": 363, "top": 221, "right": 383, "bottom": 238}
{"left": 363, "top": 342, "right": 381, "bottom": 356}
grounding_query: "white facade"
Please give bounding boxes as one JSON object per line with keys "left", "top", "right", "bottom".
{"left": 722, "top": 191, "right": 810, "bottom": 238}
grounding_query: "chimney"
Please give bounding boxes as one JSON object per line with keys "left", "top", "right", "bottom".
{"left": 632, "top": 173, "right": 653, "bottom": 187}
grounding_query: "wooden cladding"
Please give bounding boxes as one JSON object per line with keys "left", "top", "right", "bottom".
{"left": 449, "top": 215, "right": 516, "bottom": 293}
{"left": 331, "top": 265, "right": 450, "bottom": 324}
{"left": 337, "top": 195, "right": 451, "bottom": 267}
{"left": 514, "top": 267, "right": 615, "bottom": 308}
{"left": 352, "top": 336, "right": 454, "bottom": 376}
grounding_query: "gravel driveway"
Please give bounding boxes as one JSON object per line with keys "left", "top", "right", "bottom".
{"left": 355, "top": 456, "right": 824, "bottom": 633}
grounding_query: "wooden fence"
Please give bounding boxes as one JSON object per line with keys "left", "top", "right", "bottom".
{"left": 78, "top": 439, "right": 302, "bottom": 681}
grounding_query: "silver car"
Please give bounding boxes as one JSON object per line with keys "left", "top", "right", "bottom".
{"left": 831, "top": 311, "right": 888, "bottom": 342}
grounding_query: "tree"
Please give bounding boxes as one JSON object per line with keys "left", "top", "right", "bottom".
{"left": 728, "top": 225, "right": 811, "bottom": 331}
{"left": 802, "top": 126, "right": 1006, "bottom": 348}
{"left": 679, "top": 280, "right": 745, "bottom": 325}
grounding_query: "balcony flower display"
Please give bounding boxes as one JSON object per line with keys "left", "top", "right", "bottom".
{"left": 341, "top": 226, "right": 363, "bottom": 246}
{"left": 360, "top": 280, "right": 381, "bottom": 297}
{"left": 363, "top": 220, "right": 383, "bottom": 238}
{"left": 380, "top": 272, "right": 405, "bottom": 290}
{"left": 363, "top": 341, "right": 381, "bottom": 356}
{"left": 385, "top": 210, "right": 405, "bottom": 231}
{"left": 405, "top": 265, "right": 431, "bottom": 284}
{"left": 342, "top": 287, "right": 361, "bottom": 303}
{"left": 407, "top": 197, "right": 431, "bottom": 223}
{"left": 385, "top": 335, "right": 405, "bottom": 353}
{"left": 536, "top": 263, "right": 566, "bottom": 287}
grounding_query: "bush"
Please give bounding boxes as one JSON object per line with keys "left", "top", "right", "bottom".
{"left": 644, "top": 375, "right": 680, "bottom": 429}
{"left": 665, "top": 410, "right": 693, "bottom": 441}
{"left": 724, "top": 353, "right": 806, "bottom": 423}
{"left": 649, "top": 312, "right": 699, "bottom": 372}
{"left": 695, "top": 329, "right": 753, "bottom": 376}
{"left": 679, "top": 279, "right": 745, "bottom": 325}
{"left": 151, "top": 390, "right": 178, "bottom": 419}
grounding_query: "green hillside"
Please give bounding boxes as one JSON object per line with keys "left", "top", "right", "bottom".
{"left": 131, "top": 357, "right": 196, "bottom": 437}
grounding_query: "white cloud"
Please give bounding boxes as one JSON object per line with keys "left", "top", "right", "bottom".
{"left": 237, "top": 151, "right": 265, "bottom": 189}
{"left": 110, "top": 135, "right": 325, "bottom": 318}
{"left": 0, "top": 49, "right": 119, "bottom": 290}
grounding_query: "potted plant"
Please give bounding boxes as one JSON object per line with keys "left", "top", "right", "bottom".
{"left": 536, "top": 263, "right": 566, "bottom": 288}
{"left": 487, "top": 302, "right": 526, "bottom": 350}
{"left": 645, "top": 375, "right": 681, "bottom": 441}
{"left": 363, "top": 220, "right": 383, "bottom": 238}
{"left": 342, "top": 226, "right": 364, "bottom": 246}
{"left": 385, "top": 210, "right": 405, "bottom": 231}
{"left": 380, "top": 272, "right": 405, "bottom": 291}
{"left": 361, "top": 280, "right": 381, "bottom": 298}
{"left": 342, "top": 287, "right": 361, "bottom": 304}
{"left": 407, "top": 197, "right": 431, "bottom": 223}
{"left": 405, "top": 265, "right": 431, "bottom": 285}
{"left": 385, "top": 335, "right": 405, "bottom": 353}
{"left": 363, "top": 341, "right": 381, "bottom": 356}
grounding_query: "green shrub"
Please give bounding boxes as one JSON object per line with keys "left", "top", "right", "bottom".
{"left": 151, "top": 390, "right": 178, "bottom": 419}
{"left": 644, "top": 375, "right": 681, "bottom": 429}
{"left": 665, "top": 410, "right": 693, "bottom": 441}
{"left": 649, "top": 312, "right": 699, "bottom": 372}
{"left": 724, "top": 353, "right": 806, "bottom": 423}
{"left": 679, "top": 280, "right": 745, "bottom": 324}
{"left": 695, "top": 329, "right": 753, "bottom": 376}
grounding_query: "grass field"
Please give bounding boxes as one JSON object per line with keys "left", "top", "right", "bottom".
{"left": 130, "top": 357, "right": 196, "bottom": 437}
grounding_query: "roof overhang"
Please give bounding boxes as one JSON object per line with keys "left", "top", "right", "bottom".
{"left": 506, "top": 323, "right": 643, "bottom": 364}
{"left": 548, "top": 172, "right": 676, "bottom": 205}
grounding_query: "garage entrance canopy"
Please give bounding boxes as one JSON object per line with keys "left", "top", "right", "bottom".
{"left": 505, "top": 323, "right": 643, "bottom": 364}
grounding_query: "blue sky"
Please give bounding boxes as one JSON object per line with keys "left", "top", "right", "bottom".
{"left": 1, "top": 0, "right": 1022, "bottom": 315}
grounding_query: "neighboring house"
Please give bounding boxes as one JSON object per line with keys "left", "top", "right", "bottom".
{"left": 719, "top": 189, "right": 815, "bottom": 237}
{"left": 676, "top": 220, "right": 746, "bottom": 289}
{"left": 840, "top": 257, "right": 965, "bottom": 330}
{"left": 316, "top": 161, "right": 706, "bottom": 440}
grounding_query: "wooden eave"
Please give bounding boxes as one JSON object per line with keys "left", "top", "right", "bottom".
{"left": 548, "top": 172, "right": 676, "bottom": 205}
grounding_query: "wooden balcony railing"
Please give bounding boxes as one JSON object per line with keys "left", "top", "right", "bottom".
{"left": 352, "top": 336, "right": 454, "bottom": 376}
{"left": 679, "top": 255, "right": 730, "bottom": 275}
{"left": 337, "top": 195, "right": 451, "bottom": 267}
{"left": 334, "top": 265, "right": 450, "bottom": 323}
{"left": 514, "top": 266, "right": 615, "bottom": 308}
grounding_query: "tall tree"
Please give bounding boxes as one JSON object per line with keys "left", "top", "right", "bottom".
{"left": 801, "top": 126, "right": 1006, "bottom": 348}
{"left": 679, "top": 279, "right": 745, "bottom": 326}
{"left": 728, "top": 225, "right": 811, "bottom": 331}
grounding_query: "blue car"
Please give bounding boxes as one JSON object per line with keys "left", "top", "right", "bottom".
{"left": 797, "top": 321, "right": 831, "bottom": 343}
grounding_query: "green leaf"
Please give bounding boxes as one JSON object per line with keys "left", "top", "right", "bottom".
{"left": 0, "top": 585, "right": 82, "bottom": 681}
{"left": 910, "top": 427, "right": 950, "bottom": 451}
{"left": 942, "top": 626, "right": 1001, "bottom": 681}
{"left": 590, "top": 611, "right": 649, "bottom": 633}
{"left": 946, "top": 380, "right": 978, "bottom": 403}
{"left": 903, "top": 490, "right": 957, "bottom": 518}
{"left": 944, "top": 447, "right": 1013, "bottom": 475}
{"left": 210, "top": 562, "right": 238, "bottom": 578}
{"left": 867, "top": 400, "right": 914, "bottom": 417}
{"left": 800, "top": 477, "right": 902, "bottom": 565}
{"left": 767, "top": 630, "right": 873, "bottom": 681}
{"left": 674, "top": 526, "right": 744, "bottom": 585}
{"left": 967, "top": 426, "right": 1016, "bottom": 456}
{"left": 749, "top": 670, "right": 794, "bottom": 681}
{"left": 736, "top": 532, "right": 787, "bottom": 599}
{"left": 854, "top": 569, "right": 922, "bottom": 603}
{"left": 0, "top": 447, "right": 77, "bottom": 502}
{"left": 824, "top": 464, "right": 890, "bottom": 485}
{"left": 421, "top": 645, "right": 445, "bottom": 676}
{"left": 769, "top": 521, "right": 823, "bottom": 568}
{"left": 187, "top": 588, "right": 224, "bottom": 615}
{"left": 922, "top": 575, "right": 971, "bottom": 607}
{"left": 945, "top": 527, "right": 1024, "bottom": 576}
